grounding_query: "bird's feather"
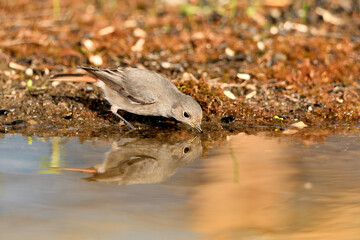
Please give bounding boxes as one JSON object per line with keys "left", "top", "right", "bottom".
{"left": 81, "top": 66, "right": 158, "bottom": 105}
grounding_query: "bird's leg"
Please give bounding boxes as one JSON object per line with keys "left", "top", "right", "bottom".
{"left": 110, "top": 106, "right": 136, "bottom": 130}
{"left": 96, "top": 150, "right": 112, "bottom": 173}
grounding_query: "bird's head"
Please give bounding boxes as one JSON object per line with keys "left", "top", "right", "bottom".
{"left": 171, "top": 95, "right": 203, "bottom": 133}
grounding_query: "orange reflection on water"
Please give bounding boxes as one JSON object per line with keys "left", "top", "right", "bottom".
{"left": 188, "top": 133, "right": 360, "bottom": 240}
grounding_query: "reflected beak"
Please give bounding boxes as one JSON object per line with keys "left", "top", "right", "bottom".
{"left": 190, "top": 122, "right": 203, "bottom": 133}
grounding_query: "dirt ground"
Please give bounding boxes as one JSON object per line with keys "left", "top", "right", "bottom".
{"left": 0, "top": 0, "right": 360, "bottom": 139}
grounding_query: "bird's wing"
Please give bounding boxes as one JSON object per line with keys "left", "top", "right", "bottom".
{"left": 80, "top": 66, "right": 157, "bottom": 105}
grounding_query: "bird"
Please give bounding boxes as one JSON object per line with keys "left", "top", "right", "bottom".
{"left": 52, "top": 136, "right": 203, "bottom": 185}
{"left": 51, "top": 66, "right": 203, "bottom": 133}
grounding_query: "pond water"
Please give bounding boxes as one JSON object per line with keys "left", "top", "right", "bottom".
{"left": 1, "top": 130, "right": 360, "bottom": 240}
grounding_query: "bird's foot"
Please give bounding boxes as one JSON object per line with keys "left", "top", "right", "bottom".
{"left": 112, "top": 111, "right": 136, "bottom": 130}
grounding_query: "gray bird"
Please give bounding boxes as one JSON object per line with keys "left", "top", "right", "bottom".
{"left": 54, "top": 137, "right": 203, "bottom": 185}
{"left": 51, "top": 66, "right": 203, "bottom": 132}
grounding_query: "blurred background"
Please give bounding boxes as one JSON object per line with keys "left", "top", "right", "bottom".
{"left": 0, "top": 0, "right": 359, "bottom": 129}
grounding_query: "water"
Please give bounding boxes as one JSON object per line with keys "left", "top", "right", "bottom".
{"left": 1, "top": 131, "right": 360, "bottom": 240}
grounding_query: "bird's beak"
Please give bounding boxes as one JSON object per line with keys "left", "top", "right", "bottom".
{"left": 190, "top": 122, "right": 203, "bottom": 133}
{"left": 188, "top": 134, "right": 201, "bottom": 144}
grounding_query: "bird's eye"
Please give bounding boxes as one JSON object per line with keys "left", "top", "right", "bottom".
{"left": 183, "top": 147, "right": 190, "bottom": 154}
{"left": 183, "top": 112, "right": 190, "bottom": 118}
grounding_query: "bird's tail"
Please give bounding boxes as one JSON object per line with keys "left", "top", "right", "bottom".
{"left": 51, "top": 166, "right": 97, "bottom": 174}
{"left": 50, "top": 73, "right": 98, "bottom": 83}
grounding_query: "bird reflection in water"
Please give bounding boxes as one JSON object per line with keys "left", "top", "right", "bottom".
{"left": 56, "top": 136, "right": 202, "bottom": 185}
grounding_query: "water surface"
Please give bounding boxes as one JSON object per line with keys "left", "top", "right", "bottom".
{"left": 1, "top": 131, "right": 360, "bottom": 240}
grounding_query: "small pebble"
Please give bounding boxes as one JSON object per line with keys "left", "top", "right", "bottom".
{"left": 131, "top": 38, "right": 145, "bottom": 52}
{"left": 270, "top": 8, "right": 281, "bottom": 19}
{"left": 225, "top": 47, "right": 235, "bottom": 57}
{"left": 44, "top": 68, "right": 50, "bottom": 75}
{"left": 336, "top": 97, "right": 344, "bottom": 103}
{"left": 224, "top": 90, "right": 236, "bottom": 100}
{"left": 133, "top": 28, "right": 147, "bottom": 38}
{"left": 237, "top": 73, "right": 251, "bottom": 80}
{"left": 98, "top": 26, "right": 115, "bottom": 36}
{"left": 160, "top": 62, "right": 172, "bottom": 69}
{"left": 52, "top": 81, "right": 60, "bottom": 88}
{"left": 82, "top": 39, "right": 96, "bottom": 52}
{"left": 245, "top": 91, "right": 257, "bottom": 99}
{"left": 270, "top": 26, "right": 279, "bottom": 34}
{"left": 89, "top": 55, "right": 103, "bottom": 66}
{"left": 9, "top": 61, "right": 26, "bottom": 71}
{"left": 181, "top": 72, "right": 198, "bottom": 82}
{"left": 25, "top": 68, "right": 33, "bottom": 76}
{"left": 257, "top": 41, "right": 265, "bottom": 51}
{"left": 315, "top": 7, "right": 344, "bottom": 26}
